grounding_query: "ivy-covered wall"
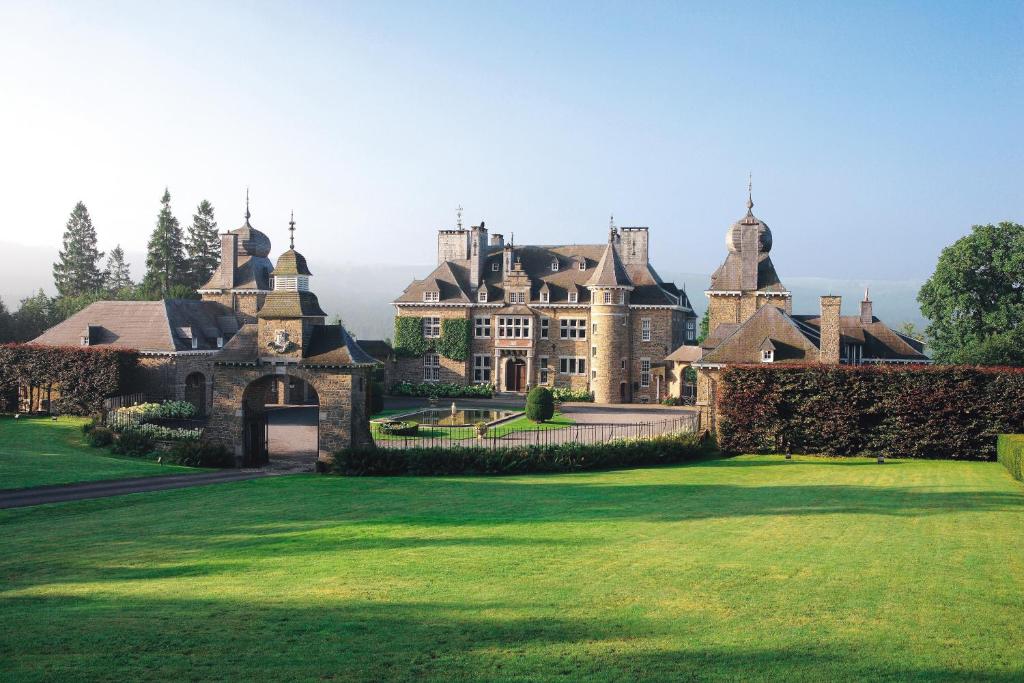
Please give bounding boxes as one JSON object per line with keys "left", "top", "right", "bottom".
{"left": 393, "top": 316, "right": 471, "bottom": 362}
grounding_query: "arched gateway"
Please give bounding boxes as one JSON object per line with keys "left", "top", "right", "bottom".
{"left": 203, "top": 217, "right": 376, "bottom": 467}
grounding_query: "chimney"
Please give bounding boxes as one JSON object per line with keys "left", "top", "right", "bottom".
{"left": 860, "top": 288, "right": 874, "bottom": 324}
{"left": 470, "top": 223, "right": 487, "bottom": 288}
{"left": 819, "top": 295, "right": 842, "bottom": 364}
{"left": 490, "top": 233, "right": 504, "bottom": 248}
{"left": 219, "top": 233, "right": 238, "bottom": 289}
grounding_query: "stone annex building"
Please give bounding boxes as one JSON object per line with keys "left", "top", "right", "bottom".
{"left": 32, "top": 206, "right": 376, "bottom": 464}
{"left": 694, "top": 189, "right": 929, "bottom": 429}
{"left": 392, "top": 218, "right": 700, "bottom": 403}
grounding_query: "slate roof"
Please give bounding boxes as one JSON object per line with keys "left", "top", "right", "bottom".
{"left": 356, "top": 340, "right": 395, "bottom": 362}
{"left": 708, "top": 205, "right": 785, "bottom": 293}
{"left": 32, "top": 300, "right": 240, "bottom": 353}
{"left": 200, "top": 219, "right": 274, "bottom": 291}
{"left": 699, "top": 304, "right": 929, "bottom": 365}
{"left": 395, "top": 242, "right": 692, "bottom": 309}
{"left": 212, "top": 323, "right": 377, "bottom": 367}
{"left": 586, "top": 239, "right": 633, "bottom": 288}
{"left": 272, "top": 249, "right": 313, "bottom": 277}
{"left": 258, "top": 290, "right": 328, "bottom": 319}
{"left": 665, "top": 345, "right": 703, "bottom": 363}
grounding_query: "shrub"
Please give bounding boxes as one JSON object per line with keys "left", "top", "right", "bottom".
{"left": 109, "top": 400, "right": 198, "bottom": 427}
{"left": 375, "top": 420, "right": 419, "bottom": 436}
{"left": 997, "top": 434, "right": 1024, "bottom": 483}
{"left": 550, "top": 387, "right": 593, "bottom": 403}
{"left": 370, "top": 382, "right": 385, "bottom": 415}
{"left": 526, "top": 387, "right": 554, "bottom": 423}
{"left": 87, "top": 426, "right": 114, "bottom": 447}
{"left": 122, "top": 424, "right": 202, "bottom": 441}
{"left": 112, "top": 429, "right": 155, "bottom": 457}
{"left": 661, "top": 397, "right": 681, "bottom": 406}
{"left": 718, "top": 364, "right": 1024, "bottom": 459}
{"left": 331, "top": 430, "right": 711, "bottom": 476}
{"left": 390, "top": 382, "right": 493, "bottom": 399}
{"left": 167, "top": 440, "right": 235, "bottom": 468}
{"left": 156, "top": 400, "right": 198, "bottom": 419}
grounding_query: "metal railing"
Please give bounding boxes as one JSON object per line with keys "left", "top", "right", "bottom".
{"left": 103, "top": 393, "right": 146, "bottom": 412}
{"left": 373, "top": 413, "right": 699, "bottom": 450}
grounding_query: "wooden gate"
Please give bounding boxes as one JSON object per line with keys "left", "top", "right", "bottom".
{"left": 243, "top": 413, "right": 269, "bottom": 467}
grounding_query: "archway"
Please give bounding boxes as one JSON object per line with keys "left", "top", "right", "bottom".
{"left": 184, "top": 372, "right": 207, "bottom": 416}
{"left": 240, "top": 374, "right": 320, "bottom": 469}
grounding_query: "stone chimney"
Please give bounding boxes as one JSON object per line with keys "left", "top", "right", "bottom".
{"left": 860, "top": 288, "right": 874, "bottom": 324}
{"left": 470, "top": 222, "right": 487, "bottom": 288}
{"left": 819, "top": 295, "right": 842, "bottom": 364}
{"left": 490, "top": 233, "right": 504, "bottom": 248}
{"left": 219, "top": 232, "right": 238, "bottom": 289}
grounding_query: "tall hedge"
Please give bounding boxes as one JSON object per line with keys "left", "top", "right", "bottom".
{"left": 997, "top": 435, "right": 1024, "bottom": 483}
{"left": 717, "top": 364, "right": 1024, "bottom": 460}
{"left": 0, "top": 344, "right": 139, "bottom": 415}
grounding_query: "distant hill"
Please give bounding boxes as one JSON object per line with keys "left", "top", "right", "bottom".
{"left": 0, "top": 241, "right": 929, "bottom": 341}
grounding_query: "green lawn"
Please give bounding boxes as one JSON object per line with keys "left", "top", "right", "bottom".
{"left": 1, "top": 455, "right": 1021, "bottom": 681}
{"left": 372, "top": 411, "right": 575, "bottom": 440}
{"left": 0, "top": 416, "right": 196, "bottom": 490}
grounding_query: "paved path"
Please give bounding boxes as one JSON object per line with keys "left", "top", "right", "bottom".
{"left": 0, "top": 470, "right": 270, "bottom": 510}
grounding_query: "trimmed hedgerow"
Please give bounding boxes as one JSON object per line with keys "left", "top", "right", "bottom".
{"left": 997, "top": 434, "right": 1024, "bottom": 483}
{"left": 551, "top": 387, "right": 594, "bottom": 403}
{"left": 390, "top": 382, "right": 494, "bottom": 398}
{"left": 0, "top": 344, "right": 139, "bottom": 415}
{"left": 718, "top": 364, "right": 1024, "bottom": 460}
{"left": 330, "top": 431, "right": 712, "bottom": 476}
{"left": 167, "top": 440, "right": 234, "bottom": 468}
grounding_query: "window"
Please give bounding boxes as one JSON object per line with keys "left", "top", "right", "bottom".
{"left": 191, "top": 337, "right": 199, "bottom": 350}
{"left": 686, "top": 319, "right": 696, "bottom": 341}
{"left": 568, "top": 291, "right": 578, "bottom": 303}
{"left": 592, "top": 369, "right": 597, "bottom": 379}
{"left": 478, "top": 289, "right": 488, "bottom": 303}
{"left": 591, "top": 345, "right": 597, "bottom": 357}
{"left": 550, "top": 259, "right": 559, "bottom": 271}
{"left": 497, "top": 316, "right": 531, "bottom": 338}
{"left": 640, "top": 358, "right": 651, "bottom": 387}
{"left": 540, "top": 318, "right": 549, "bottom": 339}
{"left": 217, "top": 336, "right": 224, "bottom": 349}
{"left": 422, "top": 317, "right": 441, "bottom": 338}
{"left": 619, "top": 290, "right": 626, "bottom": 304}
{"left": 423, "top": 290, "right": 440, "bottom": 302}
{"left": 641, "top": 318, "right": 651, "bottom": 342}
{"left": 509, "top": 291, "right": 525, "bottom": 304}
{"left": 423, "top": 353, "right": 440, "bottom": 382}
{"left": 559, "top": 357, "right": 586, "bottom": 375}
{"left": 592, "top": 322, "right": 597, "bottom": 335}
{"left": 539, "top": 356, "right": 549, "bottom": 384}
{"left": 621, "top": 358, "right": 626, "bottom": 370}
{"left": 560, "top": 318, "right": 587, "bottom": 339}
{"left": 761, "top": 350, "right": 774, "bottom": 363}
{"left": 492, "top": 261, "right": 500, "bottom": 271}
{"left": 540, "top": 290, "right": 549, "bottom": 303}
{"left": 603, "top": 291, "right": 612, "bottom": 304}
{"left": 578, "top": 260, "right": 587, "bottom": 271}
{"left": 474, "top": 316, "right": 491, "bottom": 338}
{"left": 473, "top": 354, "right": 492, "bottom": 383}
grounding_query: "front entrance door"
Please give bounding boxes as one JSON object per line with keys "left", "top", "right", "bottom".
{"left": 620, "top": 382, "right": 628, "bottom": 402}
{"left": 505, "top": 359, "right": 527, "bottom": 392}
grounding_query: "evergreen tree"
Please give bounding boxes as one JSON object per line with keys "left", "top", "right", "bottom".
{"left": 102, "top": 244, "right": 134, "bottom": 294}
{"left": 12, "top": 290, "right": 59, "bottom": 342}
{"left": 184, "top": 200, "right": 220, "bottom": 290}
{"left": 53, "top": 202, "right": 104, "bottom": 297}
{"left": 143, "top": 188, "right": 186, "bottom": 297}
{"left": 0, "top": 297, "right": 12, "bottom": 343}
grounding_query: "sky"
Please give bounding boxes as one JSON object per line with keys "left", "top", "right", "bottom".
{"left": 0, "top": 1, "right": 1020, "bottom": 281}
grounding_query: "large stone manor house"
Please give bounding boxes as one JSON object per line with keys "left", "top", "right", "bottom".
{"left": 392, "top": 218, "right": 700, "bottom": 403}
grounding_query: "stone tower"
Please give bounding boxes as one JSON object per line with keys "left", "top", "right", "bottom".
{"left": 705, "top": 187, "right": 791, "bottom": 337}
{"left": 199, "top": 196, "right": 274, "bottom": 322}
{"left": 587, "top": 225, "right": 634, "bottom": 403}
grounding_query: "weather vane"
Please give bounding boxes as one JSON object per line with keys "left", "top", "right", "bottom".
{"left": 456, "top": 204, "right": 463, "bottom": 230}
{"left": 288, "top": 211, "right": 296, "bottom": 249}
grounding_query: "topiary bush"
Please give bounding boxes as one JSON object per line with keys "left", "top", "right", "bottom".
{"left": 111, "top": 429, "right": 155, "bottom": 457}
{"left": 526, "top": 387, "right": 554, "bottom": 423}
{"left": 997, "top": 434, "right": 1024, "bottom": 482}
{"left": 375, "top": 420, "right": 419, "bottom": 436}
{"left": 332, "top": 431, "right": 711, "bottom": 476}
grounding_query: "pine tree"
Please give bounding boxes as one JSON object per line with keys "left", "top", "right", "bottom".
{"left": 53, "top": 202, "right": 105, "bottom": 297}
{"left": 102, "top": 244, "right": 134, "bottom": 294}
{"left": 184, "top": 199, "right": 220, "bottom": 290}
{"left": 143, "top": 188, "right": 186, "bottom": 297}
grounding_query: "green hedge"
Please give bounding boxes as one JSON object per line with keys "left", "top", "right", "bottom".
{"left": 390, "top": 381, "right": 493, "bottom": 398}
{"left": 551, "top": 387, "right": 594, "bottom": 402}
{"left": 0, "top": 344, "right": 139, "bottom": 415}
{"left": 997, "top": 435, "right": 1024, "bottom": 483}
{"left": 330, "top": 431, "right": 712, "bottom": 476}
{"left": 718, "top": 365, "right": 1024, "bottom": 460}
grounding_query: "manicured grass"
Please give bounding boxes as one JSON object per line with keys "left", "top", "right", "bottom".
{"left": 0, "top": 416, "right": 196, "bottom": 490}
{"left": 1, "top": 456, "right": 1022, "bottom": 681}
{"left": 372, "top": 411, "right": 575, "bottom": 440}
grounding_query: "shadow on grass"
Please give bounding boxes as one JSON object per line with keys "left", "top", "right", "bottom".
{"left": 1, "top": 595, "right": 1018, "bottom": 682}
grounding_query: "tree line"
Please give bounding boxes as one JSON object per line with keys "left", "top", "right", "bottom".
{"left": 0, "top": 189, "right": 221, "bottom": 342}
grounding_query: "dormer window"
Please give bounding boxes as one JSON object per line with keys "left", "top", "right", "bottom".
{"left": 478, "top": 289, "right": 488, "bottom": 303}
{"left": 761, "top": 349, "right": 774, "bottom": 363}
{"left": 80, "top": 336, "right": 89, "bottom": 346}
{"left": 578, "top": 260, "right": 587, "bottom": 271}
{"left": 550, "top": 259, "right": 559, "bottom": 272}
{"left": 540, "top": 290, "right": 549, "bottom": 303}
{"left": 217, "top": 336, "right": 224, "bottom": 349}
{"left": 491, "top": 262, "right": 500, "bottom": 272}
{"left": 569, "top": 291, "right": 579, "bottom": 303}
{"left": 509, "top": 292, "right": 525, "bottom": 304}
{"left": 192, "top": 337, "right": 199, "bottom": 350}
{"left": 423, "top": 290, "right": 440, "bottom": 303}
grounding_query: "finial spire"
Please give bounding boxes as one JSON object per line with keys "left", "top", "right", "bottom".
{"left": 456, "top": 204, "right": 463, "bottom": 230}
{"left": 746, "top": 172, "right": 754, "bottom": 213}
{"left": 609, "top": 213, "right": 617, "bottom": 242}
{"left": 288, "top": 211, "right": 296, "bottom": 250}
{"left": 245, "top": 187, "right": 251, "bottom": 222}
{"left": 864, "top": 287, "right": 870, "bottom": 302}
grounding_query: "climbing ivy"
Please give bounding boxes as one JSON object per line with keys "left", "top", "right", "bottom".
{"left": 436, "top": 319, "right": 471, "bottom": 362}
{"left": 393, "top": 317, "right": 430, "bottom": 358}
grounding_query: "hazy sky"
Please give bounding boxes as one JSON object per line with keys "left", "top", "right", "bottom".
{"left": 0, "top": 1, "right": 1020, "bottom": 280}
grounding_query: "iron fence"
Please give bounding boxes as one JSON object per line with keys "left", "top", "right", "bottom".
{"left": 103, "top": 393, "right": 146, "bottom": 412}
{"left": 373, "top": 413, "right": 699, "bottom": 450}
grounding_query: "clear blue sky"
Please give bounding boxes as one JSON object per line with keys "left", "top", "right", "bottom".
{"left": 0, "top": 1, "right": 1020, "bottom": 279}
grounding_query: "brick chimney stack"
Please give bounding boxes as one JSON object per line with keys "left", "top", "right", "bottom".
{"left": 819, "top": 295, "right": 842, "bottom": 364}
{"left": 860, "top": 288, "right": 874, "bottom": 324}
{"left": 219, "top": 233, "right": 238, "bottom": 289}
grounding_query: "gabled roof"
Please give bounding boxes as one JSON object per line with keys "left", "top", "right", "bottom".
{"left": 792, "top": 315, "right": 928, "bottom": 361}
{"left": 586, "top": 239, "right": 633, "bottom": 288}
{"left": 666, "top": 344, "right": 702, "bottom": 363}
{"left": 212, "top": 323, "right": 377, "bottom": 367}
{"left": 31, "top": 300, "right": 239, "bottom": 353}
{"left": 356, "top": 339, "right": 395, "bottom": 362}
{"left": 393, "top": 261, "right": 472, "bottom": 304}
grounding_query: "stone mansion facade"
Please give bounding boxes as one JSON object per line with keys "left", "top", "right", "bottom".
{"left": 392, "top": 220, "right": 699, "bottom": 403}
